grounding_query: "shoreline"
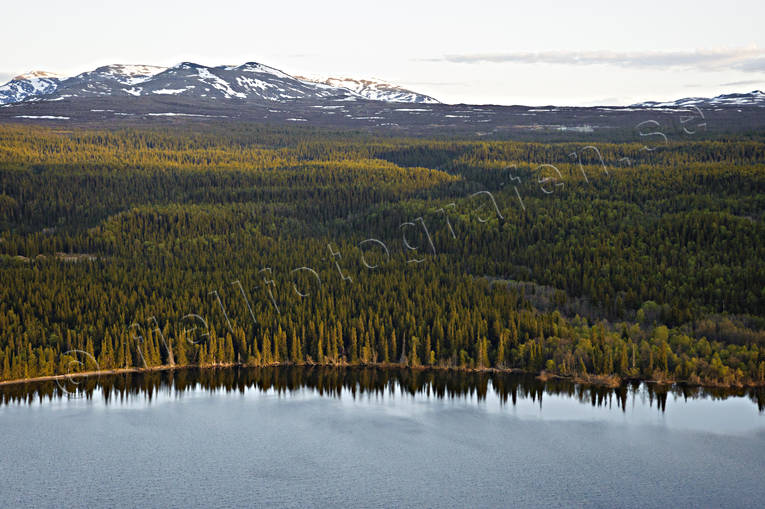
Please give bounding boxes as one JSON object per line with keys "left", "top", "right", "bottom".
{"left": 1, "top": 361, "right": 762, "bottom": 390}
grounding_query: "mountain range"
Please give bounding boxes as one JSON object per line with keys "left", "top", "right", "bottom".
{"left": 631, "top": 90, "right": 765, "bottom": 108}
{"left": 0, "top": 60, "right": 763, "bottom": 137}
{"left": 0, "top": 62, "right": 438, "bottom": 106}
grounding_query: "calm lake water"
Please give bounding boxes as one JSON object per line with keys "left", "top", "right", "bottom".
{"left": 1, "top": 367, "right": 764, "bottom": 508}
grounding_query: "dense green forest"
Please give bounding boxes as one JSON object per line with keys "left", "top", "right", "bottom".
{"left": 1, "top": 123, "right": 763, "bottom": 387}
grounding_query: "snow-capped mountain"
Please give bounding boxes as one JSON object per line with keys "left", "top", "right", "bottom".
{"left": 72, "top": 64, "right": 166, "bottom": 87}
{"left": 298, "top": 77, "right": 439, "bottom": 104}
{"left": 44, "top": 64, "right": 167, "bottom": 100}
{"left": 0, "top": 62, "right": 438, "bottom": 105}
{"left": 131, "top": 62, "right": 361, "bottom": 102}
{"left": 0, "top": 71, "right": 64, "bottom": 104}
{"left": 632, "top": 90, "right": 765, "bottom": 108}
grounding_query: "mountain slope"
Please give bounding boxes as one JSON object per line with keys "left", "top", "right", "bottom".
{"left": 298, "top": 76, "right": 439, "bottom": 104}
{"left": 49, "top": 64, "right": 167, "bottom": 99}
{"left": 129, "top": 62, "right": 359, "bottom": 102}
{"left": 0, "top": 71, "right": 64, "bottom": 104}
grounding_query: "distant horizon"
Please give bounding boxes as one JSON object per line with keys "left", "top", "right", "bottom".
{"left": 1, "top": 58, "right": 763, "bottom": 108}
{"left": 2, "top": 0, "right": 763, "bottom": 106}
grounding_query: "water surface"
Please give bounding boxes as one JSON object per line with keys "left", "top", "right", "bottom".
{"left": 1, "top": 367, "right": 764, "bottom": 508}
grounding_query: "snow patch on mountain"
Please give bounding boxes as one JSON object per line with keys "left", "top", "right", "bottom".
{"left": 73, "top": 64, "right": 167, "bottom": 86}
{"left": 235, "top": 62, "right": 293, "bottom": 80}
{"left": 632, "top": 90, "right": 765, "bottom": 108}
{"left": 196, "top": 67, "right": 246, "bottom": 99}
{"left": 302, "top": 76, "right": 440, "bottom": 104}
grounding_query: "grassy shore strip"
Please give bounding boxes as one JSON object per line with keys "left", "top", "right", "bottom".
{"left": 1, "top": 362, "right": 763, "bottom": 390}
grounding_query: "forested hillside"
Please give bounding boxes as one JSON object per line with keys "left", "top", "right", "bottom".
{"left": 1, "top": 124, "right": 763, "bottom": 386}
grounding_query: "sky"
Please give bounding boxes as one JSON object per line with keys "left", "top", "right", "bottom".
{"left": 2, "top": 0, "right": 764, "bottom": 106}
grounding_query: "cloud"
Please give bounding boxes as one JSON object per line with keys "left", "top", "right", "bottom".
{"left": 0, "top": 72, "right": 15, "bottom": 83}
{"left": 433, "top": 47, "right": 765, "bottom": 72}
{"left": 718, "top": 79, "right": 765, "bottom": 87}
{"left": 736, "top": 57, "right": 765, "bottom": 73}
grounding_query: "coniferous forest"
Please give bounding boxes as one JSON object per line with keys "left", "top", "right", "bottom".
{"left": 1, "top": 123, "right": 763, "bottom": 387}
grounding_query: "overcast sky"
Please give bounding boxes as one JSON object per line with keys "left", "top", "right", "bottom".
{"left": 2, "top": 0, "right": 764, "bottom": 105}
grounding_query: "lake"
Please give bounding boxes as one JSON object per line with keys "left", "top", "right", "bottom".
{"left": 1, "top": 367, "right": 764, "bottom": 508}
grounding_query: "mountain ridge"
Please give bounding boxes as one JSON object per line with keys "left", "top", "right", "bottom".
{"left": 296, "top": 76, "right": 439, "bottom": 104}
{"left": 631, "top": 90, "right": 765, "bottom": 108}
{"left": 0, "top": 62, "right": 437, "bottom": 106}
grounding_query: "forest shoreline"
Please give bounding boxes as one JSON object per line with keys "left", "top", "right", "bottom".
{"left": 1, "top": 361, "right": 762, "bottom": 390}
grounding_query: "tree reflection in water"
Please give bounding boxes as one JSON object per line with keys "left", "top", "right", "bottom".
{"left": 1, "top": 366, "right": 764, "bottom": 412}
